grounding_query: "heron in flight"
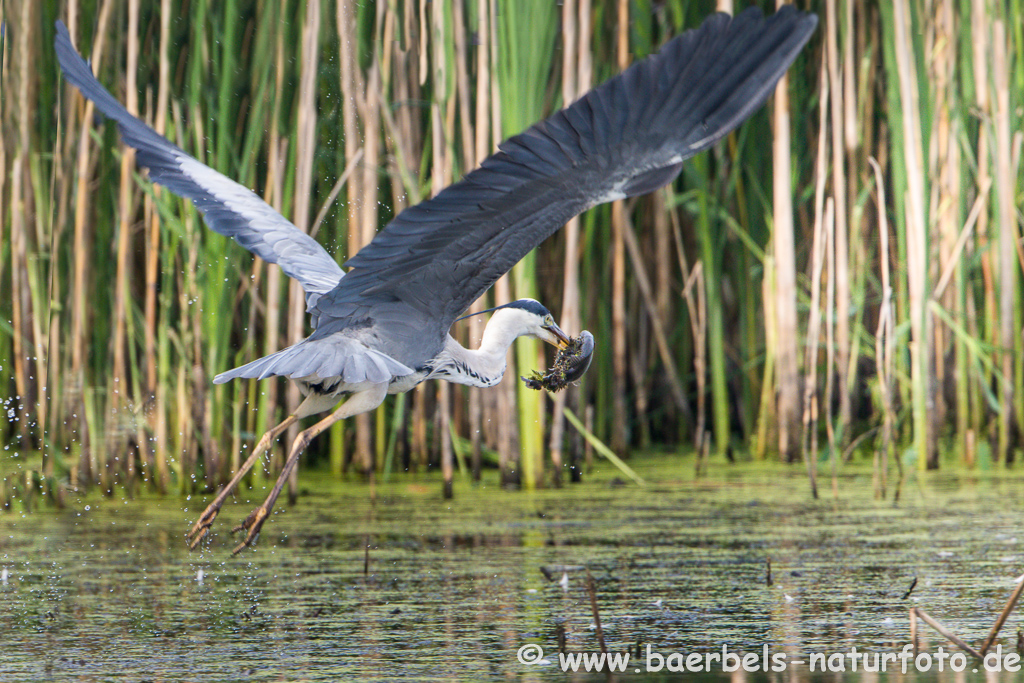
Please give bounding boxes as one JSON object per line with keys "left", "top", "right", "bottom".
{"left": 55, "top": 7, "right": 816, "bottom": 553}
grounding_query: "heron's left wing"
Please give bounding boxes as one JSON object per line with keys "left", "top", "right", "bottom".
{"left": 54, "top": 21, "right": 344, "bottom": 309}
{"left": 315, "top": 7, "right": 816, "bottom": 356}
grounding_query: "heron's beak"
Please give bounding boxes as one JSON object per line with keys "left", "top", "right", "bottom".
{"left": 543, "top": 322, "right": 572, "bottom": 350}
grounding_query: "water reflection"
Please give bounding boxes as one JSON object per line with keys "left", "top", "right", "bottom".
{"left": 1, "top": 460, "right": 1022, "bottom": 681}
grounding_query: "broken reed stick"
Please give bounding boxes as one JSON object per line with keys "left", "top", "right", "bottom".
{"left": 913, "top": 607, "right": 983, "bottom": 659}
{"left": 909, "top": 607, "right": 918, "bottom": 654}
{"left": 980, "top": 575, "right": 1024, "bottom": 655}
{"left": 586, "top": 570, "right": 607, "bottom": 655}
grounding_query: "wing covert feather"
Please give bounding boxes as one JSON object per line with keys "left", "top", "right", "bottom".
{"left": 316, "top": 7, "right": 816, "bottom": 355}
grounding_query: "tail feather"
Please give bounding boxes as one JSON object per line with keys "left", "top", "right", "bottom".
{"left": 214, "top": 337, "right": 413, "bottom": 385}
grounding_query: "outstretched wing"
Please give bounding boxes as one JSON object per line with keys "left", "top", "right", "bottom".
{"left": 314, "top": 7, "right": 817, "bottom": 361}
{"left": 54, "top": 21, "right": 344, "bottom": 310}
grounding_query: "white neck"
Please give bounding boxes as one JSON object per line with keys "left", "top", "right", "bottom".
{"left": 433, "top": 309, "right": 534, "bottom": 387}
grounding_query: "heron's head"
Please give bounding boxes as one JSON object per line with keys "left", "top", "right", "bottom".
{"left": 520, "top": 299, "right": 571, "bottom": 349}
{"left": 481, "top": 299, "right": 571, "bottom": 349}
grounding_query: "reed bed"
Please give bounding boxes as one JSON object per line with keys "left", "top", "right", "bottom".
{"left": 0, "top": 0, "right": 1021, "bottom": 506}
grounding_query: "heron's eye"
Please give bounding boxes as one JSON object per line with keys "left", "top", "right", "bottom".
{"left": 544, "top": 315, "right": 554, "bottom": 326}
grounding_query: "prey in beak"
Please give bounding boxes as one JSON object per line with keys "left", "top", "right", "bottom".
{"left": 522, "top": 330, "right": 596, "bottom": 392}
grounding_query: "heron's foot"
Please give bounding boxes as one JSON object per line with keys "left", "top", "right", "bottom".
{"left": 186, "top": 500, "right": 224, "bottom": 550}
{"left": 231, "top": 505, "right": 269, "bottom": 555}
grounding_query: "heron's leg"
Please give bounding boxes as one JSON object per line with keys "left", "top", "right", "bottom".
{"left": 231, "top": 384, "right": 388, "bottom": 554}
{"left": 186, "top": 414, "right": 297, "bottom": 549}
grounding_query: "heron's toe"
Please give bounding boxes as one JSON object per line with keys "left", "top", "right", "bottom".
{"left": 231, "top": 506, "right": 269, "bottom": 554}
{"left": 186, "top": 507, "right": 221, "bottom": 549}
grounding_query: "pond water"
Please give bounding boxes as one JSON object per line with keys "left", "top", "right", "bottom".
{"left": 1, "top": 454, "right": 1023, "bottom": 681}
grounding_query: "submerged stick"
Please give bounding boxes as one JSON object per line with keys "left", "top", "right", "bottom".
{"left": 910, "top": 608, "right": 917, "bottom": 654}
{"left": 980, "top": 574, "right": 1024, "bottom": 654}
{"left": 902, "top": 577, "right": 917, "bottom": 600}
{"left": 913, "top": 607, "right": 983, "bottom": 659}
{"left": 586, "top": 570, "right": 607, "bottom": 655}
{"left": 364, "top": 534, "right": 371, "bottom": 575}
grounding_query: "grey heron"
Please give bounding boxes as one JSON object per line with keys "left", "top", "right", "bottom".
{"left": 55, "top": 7, "right": 817, "bottom": 553}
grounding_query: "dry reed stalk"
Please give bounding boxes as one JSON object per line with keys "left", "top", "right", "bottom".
{"left": 380, "top": 1, "right": 422, "bottom": 474}
{"left": 825, "top": 0, "right": 851, "bottom": 443}
{"left": 548, "top": 0, "right": 582, "bottom": 486}
{"left": 465, "top": 0, "right": 492, "bottom": 480}
{"left": 980, "top": 576, "right": 1024, "bottom": 655}
{"left": 449, "top": 0, "right": 478, "bottom": 477}
{"left": 474, "top": 0, "right": 491, "bottom": 168}
{"left": 892, "top": 0, "right": 932, "bottom": 470}
{"left": 0, "top": 8, "right": 7, "bottom": 408}
{"left": 842, "top": 0, "right": 856, "bottom": 154}
{"left": 801, "top": 174, "right": 828, "bottom": 503}
{"left": 146, "top": 0, "right": 173, "bottom": 492}
{"left": 10, "top": 0, "right": 36, "bottom": 444}
{"left": 145, "top": 1, "right": 171, "bottom": 395}
{"left": 993, "top": 20, "right": 1015, "bottom": 465}
{"left": 338, "top": 0, "right": 375, "bottom": 474}
{"left": 869, "top": 157, "right": 895, "bottom": 498}
{"left": 110, "top": 0, "right": 140, "bottom": 488}
{"left": 285, "top": 0, "right": 321, "bottom": 496}
{"left": 609, "top": 0, "right": 629, "bottom": 456}
{"left": 0, "top": 3, "right": 7, "bottom": 293}
{"left": 653, "top": 193, "right": 672, "bottom": 370}
{"left": 970, "top": 0, "right": 996, "bottom": 374}
{"left": 49, "top": 24, "right": 81, "bottom": 453}
{"left": 812, "top": 50, "right": 836, "bottom": 498}
{"left": 771, "top": 0, "right": 800, "bottom": 462}
{"left": 803, "top": 53, "right": 828, "bottom": 494}
{"left": 487, "top": 0, "right": 517, "bottom": 485}
{"left": 430, "top": 0, "right": 454, "bottom": 497}
{"left": 629, "top": 328, "right": 650, "bottom": 449}
{"left": 310, "top": 150, "right": 364, "bottom": 240}
{"left": 362, "top": 7, "right": 385, "bottom": 473}
{"left": 933, "top": 180, "right": 992, "bottom": 301}
{"left": 574, "top": 0, "right": 592, "bottom": 476}
{"left": 909, "top": 607, "right": 918, "bottom": 654}
{"left": 586, "top": 570, "right": 607, "bottom": 655}
{"left": 929, "top": 0, "right": 958, "bottom": 434}
{"left": 669, "top": 193, "right": 705, "bottom": 451}
{"left": 824, "top": 195, "right": 836, "bottom": 502}
{"left": 69, "top": 0, "right": 115, "bottom": 484}
{"left": 584, "top": 404, "right": 594, "bottom": 471}
{"left": 451, "top": 0, "right": 473, "bottom": 169}
{"left": 19, "top": 0, "right": 57, "bottom": 459}
{"left": 913, "top": 608, "right": 983, "bottom": 659}
{"left": 755, "top": 256, "right": 777, "bottom": 461}
{"left": 621, "top": 215, "right": 687, "bottom": 412}
{"left": 691, "top": 264, "right": 707, "bottom": 454}
{"left": 257, "top": 4, "right": 287, "bottom": 480}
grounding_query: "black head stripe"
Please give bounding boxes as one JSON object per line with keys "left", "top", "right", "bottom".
{"left": 455, "top": 298, "right": 550, "bottom": 322}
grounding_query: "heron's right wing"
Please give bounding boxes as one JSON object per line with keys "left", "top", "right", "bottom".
{"left": 314, "top": 7, "right": 816, "bottom": 360}
{"left": 54, "top": 21, "right": 344, "bottom": 308}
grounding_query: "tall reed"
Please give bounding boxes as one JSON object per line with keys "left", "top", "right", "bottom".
{"left": 2, "top": 1, "right": 1023, "bottom": 507}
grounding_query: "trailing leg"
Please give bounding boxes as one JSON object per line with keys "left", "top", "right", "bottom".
{"left": 231, "top": 384, "right": 388, "bottom": 554}
{"left": 186, "top": 415, "right": 297, "bottom": 549}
